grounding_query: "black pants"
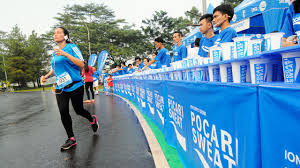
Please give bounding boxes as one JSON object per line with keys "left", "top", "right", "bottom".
{"left": 85, "top": 82, "right": 94, "bottom": 100}
{"left": 56, "top": 86, "right": 93, "bottom": 138}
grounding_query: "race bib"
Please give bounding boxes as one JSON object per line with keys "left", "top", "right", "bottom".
{"left": 56, "top": 72, "right": 72, "bottom": 89}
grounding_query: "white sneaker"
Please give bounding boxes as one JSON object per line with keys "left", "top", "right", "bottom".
{"left": 95, "top": 91, "right": 98, "bottom": 95}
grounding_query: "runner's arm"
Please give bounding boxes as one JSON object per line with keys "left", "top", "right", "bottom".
{"left": 54, "top": 49, "right": 84, "bottom": 68}
{"left": 41, "top": 69, "right": 54, "bottom": 82}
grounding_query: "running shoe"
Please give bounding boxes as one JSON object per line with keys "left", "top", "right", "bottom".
{"left": 61, "top": 137, "right": 77, "bottom": 151}
{"left": 91, "top": 115, "right": 99, "bottom": 132}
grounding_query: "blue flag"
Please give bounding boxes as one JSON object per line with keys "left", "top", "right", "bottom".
{"left": 97, "top": 50, "right": 109, "bottom": 74}
{"left": 88, "top": 54, "right": 98, "bottom": 66}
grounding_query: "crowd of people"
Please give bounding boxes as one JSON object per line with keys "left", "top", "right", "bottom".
{"left": 37, "top": 1, "right": 300, "bottom": 151}
{"left": 108, "top": 4, "right": 237, "bottom": 76}
{"left": 107, "top": 0, "right": 300, "bottom": 77}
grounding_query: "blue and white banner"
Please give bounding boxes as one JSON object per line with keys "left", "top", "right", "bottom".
{"left": 135, "top": 80, "right": 147, "bottom": 113}
{"left": 130, "top": 79, "right": 136, "bottom": 102}
{"left": 88, "top": 54, "right": 98, "bottom": 66}
{"left": 167, "top": 81, "right": 261, "bottom": 168}
{"left": 97, "top": 50, "right": 109, "bottom": 74}
{"left": 259, "top": 84, "right": 300, "bottom": 168}
{"left": 144, "top": 80, "right": 166, "bottom": 132}
{"left": 112, "top": 75, "right": 300, "bottom": 168}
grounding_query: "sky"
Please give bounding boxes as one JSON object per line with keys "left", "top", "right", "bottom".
{"left": 0, "top": 0, "right": 221, "bottom": 36}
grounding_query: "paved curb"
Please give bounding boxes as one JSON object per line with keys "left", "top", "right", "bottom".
{"left": 113, "top": 94, "right": 170, "bottom": 168}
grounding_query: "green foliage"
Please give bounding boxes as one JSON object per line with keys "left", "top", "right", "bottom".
{"left": 0, "top": 26, "right": 49, "bottom": 87}
{"left": 184, "top": 6, "right": 202, "bottom": 24}
{"left": 223, "top": 0, "right": 243, "bottom": 8}
{"left": 44, "top": 3, "right": 153, "bottom": 66}
{"left": 0, "top": 3, "right": 207, "bottom": 86}
{"left": 141, "top": 7, "right": 201, "bottom": 50}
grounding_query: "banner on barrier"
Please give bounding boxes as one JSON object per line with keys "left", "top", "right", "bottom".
{"left": 165, "top": 81, "right": 260, "bottom": 168}
{"left": 144, "top": 80, "right": 166, "bottom": 132}
{"left": 259, "top": 85, "right": 300, "bottom": 168}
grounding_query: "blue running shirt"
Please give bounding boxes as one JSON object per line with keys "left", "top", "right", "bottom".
{"left": 51, "top": 43, "right": 84, "bottom": 92}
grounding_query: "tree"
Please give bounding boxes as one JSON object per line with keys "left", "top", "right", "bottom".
{"left": 223, "top": 0, "right": 243, "bottom": 8}
{"left": 44, "top": 3, "right": 151, "bottom": 65}
{"left": 141, "top": 10, "right": 192, "bottom": 50}
{"left": 141, "top": 6, "right": 204, "bottom": 51}
{"left": 184, "top": 6, "right": 202, "bottom": 25}
{"left": 0, "top": 26, "right": 50, "bottom": 88}
{"left": 25, "top": 31, "right": 50, "bottom": 87}
{"left": 0, "top": 31, "right": 7, "bottom": 81}
{"left": 2, "top": 26, "right": 32, "bottom": 87}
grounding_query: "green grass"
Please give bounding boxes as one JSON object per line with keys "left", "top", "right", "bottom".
{"left": 14, "top": 86, "right": 52, "bottom": 92}
{"left": 129, "top": 100, "right": 184, "bottom": 168}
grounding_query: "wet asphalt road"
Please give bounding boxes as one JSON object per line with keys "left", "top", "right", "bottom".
{"left": 0, "top": 91, "right": 155, "bottom": 168}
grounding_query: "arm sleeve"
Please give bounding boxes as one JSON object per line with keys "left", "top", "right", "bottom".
{"left": 72, "top": 45, "right": 84, "bottom": 61}
{"left": 281, "top": 10, "right": 295, "bottom": 38}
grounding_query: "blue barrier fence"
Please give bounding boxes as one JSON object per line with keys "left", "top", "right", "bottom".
{"left": 103, "top": 45, "right": 300, "bottom": 167}
{"left": 104, "top": 78, "right": 300, "bottom": 168}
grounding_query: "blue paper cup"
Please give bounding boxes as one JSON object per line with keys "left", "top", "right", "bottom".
{"left": 219, "top": 64, "right": 233, "bottom": 83}
{"left": 249, "top": 58, "right": 282, "bottom": 84}
{"left": 209, "top": 45, "right": 222, "bottom": 62}
{"left": 221, "top": 42, "right": 235, "bottom": 60}
{"left": 231, "top": 61, "right": 251, "bottom": 83}
{"left": 282, "top": 53, "right": 300, "bottom": 83}
{"left": 233, "top": 36, "right": 252, "bottom": 58}
{"left": 182, "top": 59, "right": 188, "bottom": 68}
{"left": 208, "top": 65, "right": 220, "bottom": 82}
{"left": 248, "top": 39, "right": 263, "bottom": 56}
{"left": 264, "top": 32, "right": 284, "bottom": 51}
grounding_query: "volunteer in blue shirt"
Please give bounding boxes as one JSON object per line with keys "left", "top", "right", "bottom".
{"left": 213, "top": 4, "right": 237, "bottom": 45}
{"left": 41, "top": 27, "right": 99, "bottom": 151}
{"left": 150, "top": 52, "right": 158, "bottom": 69}
{"left": 121, "top": 62, "right": 128, "bottom": 74}
{"left": 135, "top": 57, "right": 144, "bottom": 70}
{"left": 281, "top": 0, "right": 300, "bottom": 47}
{"left": 144, "top": 37, "right": 171, "bottom": 69}
{"left": 101, "top": 69, "right": 108, "bottom": 85}
{"left": 198, "top": 14, "right": 218, "bottom": 57}
{"left": 127, "top": 64, "right": 135, "bottom": 73}
{"left": 143, "top": 58, "right": 149, "bottom": 67}
{"left": 172, "top": 31, "right": 187, "bottom": 61}
{"left": 112, "top": 65, "right": 121, "bottom": 76}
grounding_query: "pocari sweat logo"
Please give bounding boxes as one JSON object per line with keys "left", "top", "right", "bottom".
{"left": 259, "top": 1, "right": 267, "bottom": 12}
{"left": 293, "top": 16, "right": 300, "bottom": 25}
{"left": 155, "top": 90, "right": 164, "bottom": 125}
{"left": 202, "top": 46, "right": 210, "bottom": 52}
{"left": 168, "top": 94, "right": 186, "bottom": 151}
{"left": 174, "top": 51, "right": 178, "bottom": 56}
{"left": 190, "top": 105, "right": 239, "bottom": 168}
